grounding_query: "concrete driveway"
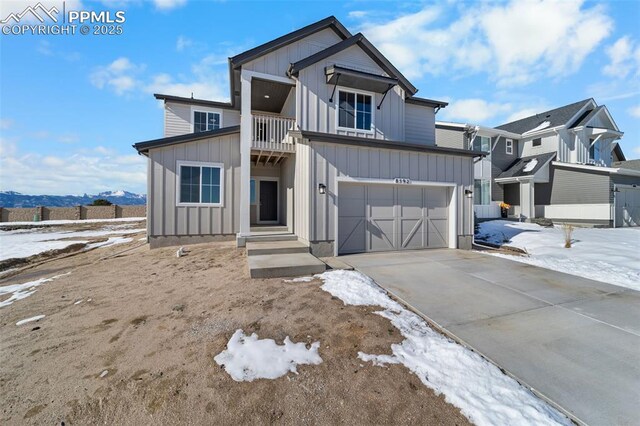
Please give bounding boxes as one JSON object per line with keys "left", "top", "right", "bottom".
{"left": 341, "top": 249, "right": 640, "bottom": 426}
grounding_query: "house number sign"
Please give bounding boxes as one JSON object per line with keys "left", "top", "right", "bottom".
{"left": 394, "top": 178, "right": 411, "bottom": 184}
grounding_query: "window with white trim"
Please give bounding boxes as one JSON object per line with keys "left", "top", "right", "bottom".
{"left": 193, "top": 111, "right": 220, "bottom": 133}
{"left": 589, "top": 139, "right": 601, "bottom": 162}
{"left": 337, "top": 89, "right": 373, "bottom": 131}
{"left": 506, "top": 139, "right": 513, "bottom": 155}
{"left": 177, "top": 162, "right": 223, "bottom": 206}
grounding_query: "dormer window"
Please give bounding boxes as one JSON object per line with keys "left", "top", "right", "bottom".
{"left": 589, "top": 139, "right": 601, "bottom": 162}
{"left": 337, "top": 89, "right": 373, "bottom": 132}
{"left": 193, "top": 110, "right": 221, "bottom": 133}
{"left": 532, "top": 138, "right": 542, "bottom": 147}
{"left": 506, "top": 139, "right": 513, "bottom": 155}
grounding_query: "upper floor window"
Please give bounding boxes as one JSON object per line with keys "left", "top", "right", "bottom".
{"left": 337, "top": 90, "right": 373, "bottom": 132}
{"left": 532, "top": 138, "right": 542, "bottom": 147}
{"left": 177, "top": 161, "right": 223, "bottom": 206}
{"left": 472, "top": 136, "right": 490, "bottom": 152}
{"left": 193, "top": 111, "right": 220, "bottom": 133}
{"left": 506, "top": 139, "right": 513, "bottom": 155}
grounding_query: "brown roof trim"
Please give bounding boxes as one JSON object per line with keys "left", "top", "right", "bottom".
{"left": 154, "top": 94, "right": 237, "bottom": 110}
{"left": 406, "top": 96, "right": 448, "bottom": 108}
{"left": 287, "top": 33, "right": 418, "bottom": 96}
{"left": 291, "top": 130, "right": 484, "bottom": 157}
{"left": 133, "top": 126, "right": 240, "bottom": 155}
{"left": 230, "top": 16, "right": 351, "bottom": 68}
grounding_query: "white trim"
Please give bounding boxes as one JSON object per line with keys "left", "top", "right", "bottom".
{"left": 506, "top": 139, "right": 513, "bottom": 155}
{"left": 335, "top": 86, "right": 375, "bottom": 134}
{"left": 176, "top": 160, "right": 225, "bottom": 207}
{"left": 242, "top": 69, "right": 296, "bottom": 85}
{"left": 190, "top": 106, "right": 222, "bottom": 133}
{"left": 253, "top": 176, "right": 280, "bottom": 224}
{"left": 435, "top": 121, "right": 521, "bottom": 139}
{"left": 333, "top": 177, "right": 458, "bottom": 254}
{"left": 551, "top": 161, "right": 640, "bottom": 177}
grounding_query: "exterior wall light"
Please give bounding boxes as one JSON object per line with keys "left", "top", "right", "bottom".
{"left": 318, "top": 183, "right": 327, "bottom": 195}
{"left": 465, "top": 189, "right": 473, "bottom": 198}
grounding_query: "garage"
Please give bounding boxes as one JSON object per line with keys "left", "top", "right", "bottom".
{"left": 615, "top": 185, "right": 640, "bottom": 227}
{"left": 338, "top": 182, "right": 452, "bottom": 254}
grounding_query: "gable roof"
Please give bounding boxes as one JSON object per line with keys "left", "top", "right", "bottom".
{"left": 496, "top": 99, "right": 594, "bottom": 135}
{"left": 287, "top": 33, "right": 418, "bottom": 96}
{"left": 229, "top": 16, "right": 351, "bottom": 69}
{"left": 133, "top": 126, "right": 240, "bottom": 155}
{"left": 496, "top": 152, "right": 556, "bottom": 180}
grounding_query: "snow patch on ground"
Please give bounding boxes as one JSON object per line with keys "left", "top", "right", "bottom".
{"left": 476, "top": 220, "right": 640, "bottom": 290}
{"left": 16, "top": 315, "right": 45, "bottom": 326}
{"left": 315, "top": 270, "right": 570, "bottom": 426}
{"left": 0, "top": 228, "right": 144, "bottom": 261}
{"left": 284, "top": 276, "right": 316, "bottom": 283}
{"left": 0, "top": 273, "right": 70, "bottom": 308}
{"left": 0, "top": 217, "right": 145, "bottom": 227}
{"left": 214, "top": 329, "right": 322, "bottom": 382}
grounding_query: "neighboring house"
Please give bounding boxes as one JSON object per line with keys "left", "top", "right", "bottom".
{"left": 134, "top": 16, "right": 481, "bottom": 254}
{"left": 435, "top": 99, "right": 640, "bottom": 227}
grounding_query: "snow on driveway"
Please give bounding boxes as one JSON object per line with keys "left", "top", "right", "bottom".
{"left": 476, "top": 220, "right": 640, "bottom": 291}
{"left": 315, "top": 270, "right": 570, "bottom": 426}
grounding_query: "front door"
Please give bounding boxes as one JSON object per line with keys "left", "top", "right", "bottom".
{"left": 259, "top": 180, "right": 278, "bottom": 222}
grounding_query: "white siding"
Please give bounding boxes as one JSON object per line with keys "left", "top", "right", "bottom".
{"left": 242, "top": 28, "right": 343, "bottom": 77}
{"left": 164, "top": 102, "right": 240, "bottom": 137}
{"left": 148, "top": 133, "right": 241, "bottom": 237}
{"left": 405, "top": 103, "right": 435, "bottom": 145}
{"left": 303, "top": 141, "right": 474, "bottom": 244}
{"left": 296, "top": 45, "right": 405, "bottom": 141}
{"left": 520, "top": 133, "right": 558, "bottom": 157}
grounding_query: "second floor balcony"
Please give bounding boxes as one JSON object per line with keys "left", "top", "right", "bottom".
{"left": 251, "top": 113, "right": 296, "bottom": 153}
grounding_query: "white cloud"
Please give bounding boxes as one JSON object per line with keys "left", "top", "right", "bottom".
{"left": 176, "top": 35, "right": 192, "bottom": 52}
{"left": 153, "top": 0, "right": 187, "bottom": 10}
{"left": 355, "top": 0, "right": 612, "bottom": 86}
{"left": 603, "top": 36, "right": 640, "bottom": 79}
{"left": 0, "top": 118, "right": 13, "bottom": 130}
{"left": 629, "top": 105, "right": 640, "bottom": 119}
{"left": 91, "top": 54, "right": 230, "bottom": 100}
{"left": 90, "top": 57, "right": 145, "bottom": 95}
{"left": 440, "top": 99, "right": 512, "bottom": 123}
{"left": 0, "top": 143, "right": 146, "bottom": 195}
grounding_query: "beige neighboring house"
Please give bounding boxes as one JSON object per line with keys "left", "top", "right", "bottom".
{"left": 133, "top": 16, "right": 482, "bottom": 255}
{"left": 436, "top": 99, "right": 640, "bottom": 227}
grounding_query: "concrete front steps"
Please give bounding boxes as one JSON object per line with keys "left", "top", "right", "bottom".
{"left": 246, "top": 239, "right": 326, "bottom": 279}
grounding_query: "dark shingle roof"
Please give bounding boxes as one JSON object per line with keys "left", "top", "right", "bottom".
{"left": 497, "top": 152, "right": 556, "bottom": 179}
{"left": 496, "top": 99, "right": 593, "bottom": 135}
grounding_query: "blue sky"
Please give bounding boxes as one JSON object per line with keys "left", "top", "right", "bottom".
{"left": 1, "top": 0, "right": 639, "bottom": 195}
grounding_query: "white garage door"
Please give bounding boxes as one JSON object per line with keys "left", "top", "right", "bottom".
{"left": 338, "top": 183, "right": 450, "bottom": 254}
{"left": 616, "top": 186, "right": 640, "bottom": 227}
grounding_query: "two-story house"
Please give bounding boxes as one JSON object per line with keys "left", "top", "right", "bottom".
{"left": 436, "top": 99, "right": 640, "bottom": 227}
{"left": 133, "top": 16, "right": 481, "bottom": 255}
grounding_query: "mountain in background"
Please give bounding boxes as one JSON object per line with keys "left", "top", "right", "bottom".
{"left": 0, "top": 191, "right": 146, "bottom": 208}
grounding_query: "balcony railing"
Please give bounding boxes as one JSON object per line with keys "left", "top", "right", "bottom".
{"left": 252, "top": 113, "right": 296, "bottom": 152}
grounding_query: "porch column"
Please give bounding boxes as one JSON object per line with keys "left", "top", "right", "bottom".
{"left": 238, "top": 70, "right": 252, "bottom": 243}
{"left": 519, "top": 180, "right": 535, "bottom": 220}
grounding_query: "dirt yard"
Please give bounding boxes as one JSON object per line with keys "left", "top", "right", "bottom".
{"left": 0, "top": 225, "right": 470, "bottom": 425}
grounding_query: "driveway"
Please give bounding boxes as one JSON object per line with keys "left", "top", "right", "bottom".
{"left": 341, "top": 249, "right": 640, "bottom": 426}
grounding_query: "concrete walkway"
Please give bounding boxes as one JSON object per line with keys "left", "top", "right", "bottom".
{"left": 341, "top": 249, "right": 640, "bottom": 426}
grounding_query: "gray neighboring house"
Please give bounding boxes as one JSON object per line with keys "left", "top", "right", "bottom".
{"left": 133, "top": 16, "right": 482, "bottom": 254}
{"left": 435, "top": 99, "right": 640, "bottom": 227}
